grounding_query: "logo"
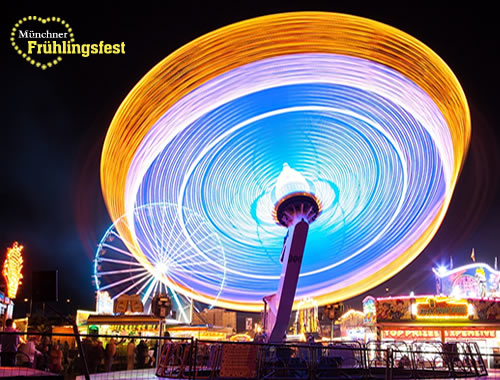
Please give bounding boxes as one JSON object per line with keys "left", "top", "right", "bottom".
{"left": 11, "top": 16, "right": 126, "bottom": 70}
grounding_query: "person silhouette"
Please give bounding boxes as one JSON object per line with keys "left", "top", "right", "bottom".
{"left": 0, "top": 319, "right": 20, "bottom": 367}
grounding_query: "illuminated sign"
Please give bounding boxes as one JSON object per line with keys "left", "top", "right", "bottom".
{"left": 446, "top": 330, "right": 496, "bottom": 339}
{"left": 2, "top": 242, "right": 24, "bottom": 299}
{"left": 230, "top": 334, "right": 252, "bottom": 342}
{"left": 169, "top": 330, "right": 227, "bottom": 340}
{"left": 363, "top": 296, "right": 376, "bottom": 325}
{"left": 382, "top": 329, "right": 440, "bottom": 340}
{"left": 416, "top": 297, "right": 469, "bottom": 319}
{"left": 382, "top": 329, "right": 496, "bottom": 340}
{"left": 346, "top": 327, "right": 365, "bottom": 340}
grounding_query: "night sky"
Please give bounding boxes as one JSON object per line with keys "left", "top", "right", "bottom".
{"left": 3, "top": 4, "right": 499, "bottom": 315}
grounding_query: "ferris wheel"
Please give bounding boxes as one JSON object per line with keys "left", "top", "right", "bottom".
{"left": 93, "top": 202, "right": 226, "bottom": 323}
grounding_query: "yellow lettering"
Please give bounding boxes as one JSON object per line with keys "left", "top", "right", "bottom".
{"left": 27, "top": 41, "right": 37, "bottom": 54}
{"left": 81, "top": 44, "right": 90, "bottom": 58}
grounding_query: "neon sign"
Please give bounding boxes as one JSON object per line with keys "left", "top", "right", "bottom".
{"left": 416, "top": 297, "right": 470, "bottom": 320}
{"left": 382, "top": 329, "right": 441, "bottom": 340}
{"left": 2, "top": 242, "right": 24, "bottom": 299}
{"left": 382, "top": 329, "right": 496, "bottom": 340}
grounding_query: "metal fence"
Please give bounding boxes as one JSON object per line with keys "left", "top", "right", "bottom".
{"left": 0, "top": 331, "right": 495, "bottom": 379}
{"left": 187, "top": 340, "right": 488, "bottom": 379}
{"left": 0, "top": 330, "right": 185, "bottom": 379}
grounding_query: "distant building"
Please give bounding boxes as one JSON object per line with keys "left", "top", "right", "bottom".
{"left": 192, "top": 308, "right": 237, "bottom": 331}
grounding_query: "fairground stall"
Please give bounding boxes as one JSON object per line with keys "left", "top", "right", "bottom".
{"left": 76, "top": 292, "right": 183, "bottom": 337}
{"left": 337, "top": 309, "right": 365, "bottom": 341}
{"left": 83, "top": 313, "right": 164, "bottom": 337}
{"left": 363, "top": 262, "right": 500, "bottom": 368}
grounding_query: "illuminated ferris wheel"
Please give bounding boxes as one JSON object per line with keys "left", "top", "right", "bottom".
{"left": 93, "top": 202, "right": 226, "bottom": 322}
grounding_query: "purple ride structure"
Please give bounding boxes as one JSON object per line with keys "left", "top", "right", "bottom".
{"left": 97, "top": 12, "right": 470, "bottom": 341}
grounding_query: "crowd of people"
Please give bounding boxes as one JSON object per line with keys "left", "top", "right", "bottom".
{"left": 0, "top": 320, "right": 158, "bottom": 374}
{"left": 82, "top": 337, "right": 156, "bottom": 373}
{"left": 0, "top": 319, "right": 68, "bottom": 372}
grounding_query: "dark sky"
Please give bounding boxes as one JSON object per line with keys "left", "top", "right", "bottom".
{"left": 3, "top": 4, "right": 499, "bottom": 315}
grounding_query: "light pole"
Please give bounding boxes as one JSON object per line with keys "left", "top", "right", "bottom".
{"left": 24, "top": 297, "right": 32, "bottom": 316}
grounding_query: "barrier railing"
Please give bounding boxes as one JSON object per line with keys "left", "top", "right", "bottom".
{"left": 0, "top": 330, "right": 187, "bottom": 379}
{"left": 0, "top": 331, "right": 494, "bottom": 379}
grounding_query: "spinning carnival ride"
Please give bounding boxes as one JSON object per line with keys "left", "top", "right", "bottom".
{"left": 99, "top": 12, "right": 470, "bottom": 313}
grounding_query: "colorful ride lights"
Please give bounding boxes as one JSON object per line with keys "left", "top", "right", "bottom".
{"left": 100, "top": 12, "right": 470, "bottom": 311}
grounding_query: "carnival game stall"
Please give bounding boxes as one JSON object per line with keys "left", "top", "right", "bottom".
{"left": 337, "top": 309, "right": 365, "bottom": 341}
{"left": 363, "top": 294, "right": 500, "bottom": 368}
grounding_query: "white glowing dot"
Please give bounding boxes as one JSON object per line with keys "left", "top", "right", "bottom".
{"left": 156, "top": 262, "right": 168, "bottom": 274}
